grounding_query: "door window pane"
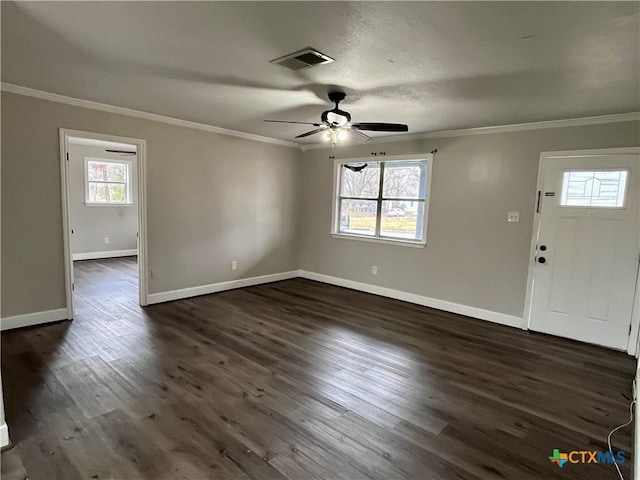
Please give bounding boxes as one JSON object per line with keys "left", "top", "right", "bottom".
{"left": 561, "top": 170, "right": 628, "bottom": 208}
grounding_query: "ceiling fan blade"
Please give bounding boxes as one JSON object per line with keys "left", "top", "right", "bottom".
{"left": 264, "top": 120, "right": 321, "bottom": 126}
{"left": 295, "top": 128, "right": 325, "bottom": 138}
{"left": 349, "top": 128, "right": 373, "bottom": 143}
{"left": 350, "top": 122, "right": 408, "bottom": 132}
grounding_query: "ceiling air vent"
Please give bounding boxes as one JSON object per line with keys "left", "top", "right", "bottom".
{"left": 270, "top": 48, "right": 334, "bottom": 71}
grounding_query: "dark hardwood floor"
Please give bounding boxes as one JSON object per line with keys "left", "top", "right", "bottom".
{"left": 1, "top": 257, "right": 635, "bottom": 479}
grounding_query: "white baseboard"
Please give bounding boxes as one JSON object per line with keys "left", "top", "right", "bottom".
{"left": 0, "top": 423, "right": 9, "bottom": 449}
{"left": 0, "top": 308, "right": 69, "bottom": 331}
{"left": 73, "top": 249, "right": 138, "bottom": 261}
{"left": 147, "top": 270, "right": 299, "bottom": 305}
{"left": 298, "top": 270, "right": 524, "bottom": 329}
{"left": 0, "top": 270, "right": 521, "bottom": 332}
{"left": 635, "top": 363, "right": 639, "bottom": 480}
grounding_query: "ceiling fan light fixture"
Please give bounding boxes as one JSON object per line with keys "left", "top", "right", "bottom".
{"left": 263, "top": 92, "right": 408, "bottom": 144}
{"left": 323, "top": 129, "right": 342, "bottom": 145}
{"left": 326, "top": 111, "right": 349, "bottom": 126}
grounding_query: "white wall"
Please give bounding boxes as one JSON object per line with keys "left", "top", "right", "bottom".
{"left": 298, "top": 121, "right": 640, "bottom": 319}
{"left": 1, "top": 91, "right": 301, "bottom": 318}
{"left": 68, "top": 143, "right": 138, "bottom": 258}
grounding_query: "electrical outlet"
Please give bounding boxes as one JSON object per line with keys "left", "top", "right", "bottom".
{"left": 507, "top": 211, "right": 520, "bottom": 223}
{"left": 104, "top": 237, "right": 110, "bottom": 244}
{"left": 231, "top": 261, "right": 238, "bottom": 270}
{"left": 372, "top": 265, "right": 378, "bottom": 275}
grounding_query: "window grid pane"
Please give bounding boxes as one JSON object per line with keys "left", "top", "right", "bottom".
{"left": 382, "top": 163, "right": 425, "bottom": 199}
{"left": 106, "top": 163, "right": 127, "bottom": 182}
{"left": 380, "top": 200, "right": 425, "bottom": 240}
{"left": 88, "top": 183, "right": 107, "bottom": 202}
{"left": 88, "top": 161, "right": 107, "bottom": 181}
{"left": 108, "top": 184, "right": 127, "bottom": 202}
{"left": 340, "top": 163, "right": 380, "bottom": 198}
{"left": 339, "top": 199, "right": 378, "bottom": 236}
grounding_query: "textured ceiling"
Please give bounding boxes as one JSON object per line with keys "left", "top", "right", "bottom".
{"left": 2, "top": 1, "right": 639, "bottom": 144}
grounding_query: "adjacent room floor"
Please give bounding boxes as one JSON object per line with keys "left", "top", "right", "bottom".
{"left": 1, "top": 257, "right": 635, "bottom": 479}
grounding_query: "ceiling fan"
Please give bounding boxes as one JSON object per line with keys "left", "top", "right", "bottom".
{"left": 265, "top": 92, "right": 408, "bottom": 143}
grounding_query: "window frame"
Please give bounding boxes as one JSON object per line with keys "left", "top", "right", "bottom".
{"left": 331, "top": 153, "right": 433, "bottom": 247}
{"left": 84, "top": 157, "right": 133, "bottom": 206}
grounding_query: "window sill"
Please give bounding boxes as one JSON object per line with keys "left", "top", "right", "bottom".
{"left": 84, "top": 202, "right": 134, "bottom": 207}
{"left": 330, "top": 233, "right": 426, "bottom": 248}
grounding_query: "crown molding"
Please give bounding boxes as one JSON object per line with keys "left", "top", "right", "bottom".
{"left": 3, "top": 83, "right": 637, "bottom": 152}
{"left": 300, "top": 111, "right": 640, "bottom": 151}
{"left": 1, "top": 83, "right": 299, "bottom": 149}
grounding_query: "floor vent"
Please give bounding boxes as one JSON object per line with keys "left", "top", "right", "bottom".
{"left": 270, "top": 48, "right": 334, "bottom": 70}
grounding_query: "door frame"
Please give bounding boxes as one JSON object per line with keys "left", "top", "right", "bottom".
{"left": 523, "top": 147, "right": 640, "bottom": 354}
{"left": 59, "top": 128, "right": 149, "bottom": 318}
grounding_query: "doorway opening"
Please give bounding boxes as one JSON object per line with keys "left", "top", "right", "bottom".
{"left": 524, "top": 147, "right": 640, "bottom": 354}
{"left": 60, "top": 129, "right": 148, "bottom": 319}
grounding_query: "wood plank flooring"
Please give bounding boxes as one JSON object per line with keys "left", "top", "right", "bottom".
{"left": 1, "top": 257, "right": 636, "bottom": 479}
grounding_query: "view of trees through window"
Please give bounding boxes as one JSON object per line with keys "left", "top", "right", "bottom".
{"left": 86, "top": 159, "right": 130, "bottom": 204}
{"left": 337, "top": 160, "right": 428, "bottom": 241}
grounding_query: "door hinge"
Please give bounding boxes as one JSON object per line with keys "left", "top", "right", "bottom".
{"left": 72, "top": 283, "right": 75, "bottom": 292}
{"left": 66, "top": 152, "right": 69, "bottom": 161}
{"left": 536, "top": 190, "right": 542, "bottom": 213}
{"left": 630, "top": 324, "right": 632, "bottom": 335}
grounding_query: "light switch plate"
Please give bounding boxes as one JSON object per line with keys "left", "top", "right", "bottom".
{"left": 507, "top": 211, "right": 520, "bottom": 223}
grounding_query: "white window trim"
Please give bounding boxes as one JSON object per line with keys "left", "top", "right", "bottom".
{"left": 330, "top": 153, "right": 433, "bottom": 247}
{"left": 84, "top": 156, "right": 133, "bottom": 206}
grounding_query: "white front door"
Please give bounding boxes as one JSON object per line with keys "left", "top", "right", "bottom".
{"left": 529, "top": 152, "right": 639, "bottom": 350}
